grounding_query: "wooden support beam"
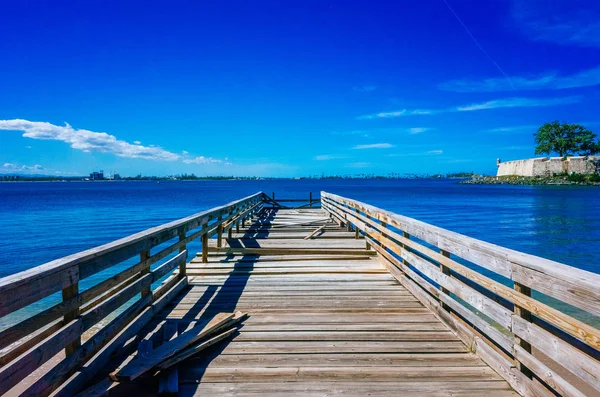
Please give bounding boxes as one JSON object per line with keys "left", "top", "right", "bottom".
{"left": 111, "top": 312, "right": 236, "bottom": 382}
{"left": 513, "top": 281, "right": 533, "bottom": 379}
{"left": 217, "top": 215, "right": 224, "bottom": 248}
{"left": 158, "top": 321, "right": 179, "bottom": 395}
{"left": 62, "top": 282, "right": 80, "bottom": 356}
{"left": 140, "top": 251, "right": 151, "bottom": 298}
{"left": 304, "top": 225, "right": 326, "bottom": 240}
{"left": 201, "top": 233, "right": 208, "bottom": 264}
{"left": 365, "top": 215, "right": 371, "bottom": 250}
{"left": 440, "top": 249, "right": 451, "bottom": 311}
{"left": 178, "top": 233, "right": 186, "bottom": 277}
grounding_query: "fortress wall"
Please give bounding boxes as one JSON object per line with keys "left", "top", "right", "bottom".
{"left": 496, "top": 156, "right": 600, "bottom": 176}
{"left": 568, "top": 156, "right": 600, "bottom": 174}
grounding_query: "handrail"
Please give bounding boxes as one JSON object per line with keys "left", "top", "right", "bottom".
{"left": 0, "top": 192, "right": 267, "bottom": 396}
{"left": 321, "top": 191, "right": 600, "bottom": 397}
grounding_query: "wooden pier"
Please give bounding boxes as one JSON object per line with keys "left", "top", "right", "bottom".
{"left": 0, "top": 192, "right": 598, "bottom": 396}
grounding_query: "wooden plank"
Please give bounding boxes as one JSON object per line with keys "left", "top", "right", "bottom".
{"left": 212, "top": 340, "right": 466, "bottom": 354}
{"left": 512, "top": 264, "right": 600, "bottom": 317}
{"left": 157, "top": 328, "right": 237, "bottom": 371}
{"left": 158, "top": 321, "right": 179, "bottom": 395}
{"left": 304, "top": 225, "right": 326, "bottom": 240}
{"left": 0, "top": 265, "right": 79, "bottom": 318}
{"left": 474, "top": 337, "right": 553, "bottom": 397}
{"left": 188, "top": 352, "right": 484, "bottom": 368}
{"left": 0, "top": 319, "right": 83, "bottom": 396}
{"left": 52, "top": 277, "right": 188, "bottom": 397}
{"left": 152, "top": 250, "right": 187, "bottom": 282}
{"left": 512, "top": 315, "right": 600, "bottom": 391}
{"left": 111, "top": 312, "right": 235, "bottom": 381}
{"left": 182, "top": 365, "right": 504, "bottom": 383}
{"left": 206, "top": 247, "right": 375, "bottom": 256}
{"left": 180, "top": 381, "right": 517, "bottom": 396}
{"left": 81, "top": 274, "right": 152, "bottom": 332}
{"left": 232, "top": 331, "right": 457, "bottom": 341}
{"left": 513, "top": 344, "right": 587, "bottom": 397}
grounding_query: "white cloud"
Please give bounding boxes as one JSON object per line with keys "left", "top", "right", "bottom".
{"left": 183, "top": 156, "right": 223, "bottom": 164}
{"left": 347, "top": 162, "right": 371, "bottom": 168}
{"left": 512, "top": 1, "right": 600, "bottom": 48}
{"left": 0, "top": 119, "right": 180, "bottom": 161}
{"left": 486, "top": 125, "right": 537, "bottom": 133}
{"left": 353, "top": 85, "right": 377, "bottom": 92}
{"left": 1, "top": 162, "right": 44, "bottom": 173}
{"left": 358, "top": 96, "right": 580, "bottom": 119}
{"left": 455, "top": 96, "right": 580, "bottom": 111}
{"left": 315, "top": 155, "right": 346, "bottom": 161}
{"left": 357, "top": 109, "right": 435, "bottom": 120}
{"left": 386, "top": 149, "right": 444, "bottom": 157}
{"left": 182, "top": 150, "right": 189, "bottom": 155}
{"left": 408, "top": 127, "right": 431, "bottom": 134}
{"left": 353, "top": 143, "right": 394, "bottom": 149}
{"left": 440, "top": 66, "right": 600, "bottom": 92}
{"left": 133, "top": 140, "right": 142, "bottom": 145}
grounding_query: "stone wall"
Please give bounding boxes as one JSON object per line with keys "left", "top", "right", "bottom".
{"left": 497, "top": 156, "right": 600, "bottom": 177}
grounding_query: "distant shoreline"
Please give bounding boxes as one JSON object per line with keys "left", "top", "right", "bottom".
{"left": 461, "top": 175, "right": 600, "bottom": 186}
{"left": 0, "top": 174, "right": 476, "bottom": 182}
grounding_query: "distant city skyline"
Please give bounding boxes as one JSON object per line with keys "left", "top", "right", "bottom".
{"left": 1, "top": 1, "right": 599, "bottom": 177}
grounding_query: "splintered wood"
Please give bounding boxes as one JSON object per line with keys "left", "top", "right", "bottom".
{"left": 159, "top": 208, "right": 518, "bottom": 396}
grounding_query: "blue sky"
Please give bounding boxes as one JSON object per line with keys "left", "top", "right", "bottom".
{"left": 1, "top": 0, "right": 599, "bottom": 177}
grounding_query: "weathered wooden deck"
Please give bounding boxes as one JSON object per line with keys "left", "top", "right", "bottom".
{"left": 155, "top": 208, "right": 517, "bottom": 396}
{"left": 1, "top": 192, "right": 598, "bottom": 397}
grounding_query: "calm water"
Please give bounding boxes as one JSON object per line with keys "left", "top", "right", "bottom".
{"left": 0, "top": 179, "right": 599, "bottom": 324}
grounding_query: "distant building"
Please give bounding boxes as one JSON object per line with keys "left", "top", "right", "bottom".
{"left": 90, "top": 170, "right": 104, "bottom": 180}
{"left": 113, "top": 173, "right": 121, "bottom": 180}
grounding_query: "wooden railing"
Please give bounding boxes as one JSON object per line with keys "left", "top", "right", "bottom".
{"left": 322, "top": 191, "right": 600, "bottom": 397}
{"left": 266, "top": 191, "right": 321, "bottom": 209}
{"left": 0, "top": 192, "right": 265, "bottom": 396}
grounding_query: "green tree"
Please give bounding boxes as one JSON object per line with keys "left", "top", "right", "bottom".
{"left": 534, "top": 121, "right": 599, "bottom": 157}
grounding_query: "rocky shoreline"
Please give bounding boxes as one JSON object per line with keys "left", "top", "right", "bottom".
{"left": 461, "top": 175, "right": 600, "bottom": 186}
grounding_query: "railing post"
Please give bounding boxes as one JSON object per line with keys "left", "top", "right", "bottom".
{"left": 227, "top": 210, "right": 233, "bottom": 239}
{"left": 62, "top": 282, "right": 80, "bottom": 355}
{"left": 140, "top": 250, "right": 151, "bottom": 298}
{"left": 365, "top": 215, "right": 371, "bottom": 250}
{"left": 440, "top": 249, "right": 451, "bottom": 310}
{"left": 202, "top": 232, "right": 209, "bottom": 263}
{"left": 217, "top": 214, "right": 223, "bottom": 248}
{"left": 514, "top": 282, "right": 533, "bottom": 378}
{"left": 354, "top": 208, "right": 360, "bottom": 239}
{"left": 401, "top": 231, "right": 410, "bottom": 264}
{"left": 179, "top": 232, "right": 186, "bottom": 277}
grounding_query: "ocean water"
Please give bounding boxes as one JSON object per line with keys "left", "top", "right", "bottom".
{"left": 0, "top": 179, "right": 599, "bottom": 325}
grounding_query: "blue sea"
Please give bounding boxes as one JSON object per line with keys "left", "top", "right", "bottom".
{"left": 1, "top": 179, "right": 599, "bottom": 326}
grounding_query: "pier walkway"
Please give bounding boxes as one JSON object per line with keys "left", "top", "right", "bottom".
{"left": 0, "top": 192, "right": 598, "bottom": 397}
{"left": 165, "top": 208, "right": 516, "bottom": 396}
